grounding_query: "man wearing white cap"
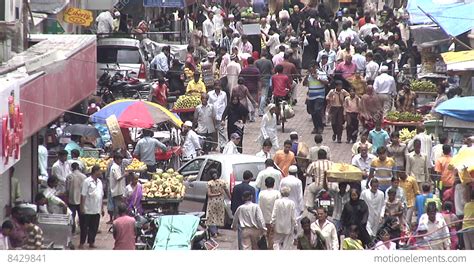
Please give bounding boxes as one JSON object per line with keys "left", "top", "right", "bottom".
{"left": 271, "top": 186, "right": 297, "bottom": 250}
{"left": 279, "top": 165, "right": 304, "bottom": 218}
{"left": 223, "top": 133, "right": 241, "bottom": 155}
{"left": 181, "top": 121, "right": 202, "bottom": 161}
{"left": 373, "top": 65, "right": 396, "bottom": 116}
{"left": 202, "top": 11, "right": 215, "bottom": 48}
{"left": 201, "top": 52, "right": 216, "bottom": 88}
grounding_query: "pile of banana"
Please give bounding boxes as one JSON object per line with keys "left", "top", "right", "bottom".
{"left": 125, "top": 158, "right": 147, "bottom": 171}
{"left": 79, "top": 157, "right": 111, "bottom": 173}
{"left": 399, "top": 128, "right": 417, "bottom": 143}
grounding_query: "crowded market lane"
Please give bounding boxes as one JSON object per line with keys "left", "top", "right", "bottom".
{"left": 72, "top": 84, "right": 353, "bottom": 250}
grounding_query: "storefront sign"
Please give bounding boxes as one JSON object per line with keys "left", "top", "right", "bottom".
{"left": 63, "top": 7, "right": 93, "bottom": 27}
{"left": 106, "top": 115, "right": 126, "bottom": 150}
{"left": 0, "top": 81, "right": 22, "bottom": 174}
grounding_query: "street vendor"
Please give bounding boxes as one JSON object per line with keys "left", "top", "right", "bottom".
{"left": 133, "top": 129, "right": 167, "bottom": 179}
{"left": 181, "top": 121, "right": 202, "bottom": 161}
{"left": 396, "top": 82, "right": 417, "bottom": 113}
{"left": 186, "top": 72, "right": 207, "bottom": 97}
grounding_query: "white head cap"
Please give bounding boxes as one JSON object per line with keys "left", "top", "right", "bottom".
{"left": 288, "top": 165, "right": 298, "bottom": 174}
{"left": 184, "top": 121, "right": 193, "bottom": 127}
{"left": 380, "top": 65, "right": 389, "bottom": 73}
{"left": 290, "top": 131, "right": 298, "bottom": 136}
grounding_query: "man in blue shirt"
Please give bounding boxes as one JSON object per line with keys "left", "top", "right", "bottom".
{"left": 231, "top": 170, "right": 256, "bottom": 214}
{"left": 368, "top": 120, "right": 389, "bottom": 154}
{"left": 415, "top": 182, "right": 434, "bottom": 222}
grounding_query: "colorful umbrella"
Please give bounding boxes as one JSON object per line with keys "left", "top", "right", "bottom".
{"left": 90, "top": 100, "right": 182, "bottom": 128}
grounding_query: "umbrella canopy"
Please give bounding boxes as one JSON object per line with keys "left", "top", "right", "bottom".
{"left": 90, "top": 99, "right": 182, "bottom": 128}
{"left": 449, "top": 148, "right": 474, "bottom": 184}
{"left": 63, "top": 124, "right": 100, "bottom": 138}
{"left": 435, "top": 96, "right": 474, "bottom": 122}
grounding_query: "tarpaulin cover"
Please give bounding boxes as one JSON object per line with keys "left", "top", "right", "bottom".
{"left": 435, "top": 96, "right": 474, "bottom": 122}
{"left": 410, "top": 25, "right": 450, "bottom": 48}
{"left": 152, "top": 215, "right": 200, "bottom": 250}
{"left": 407, "top": 0, "right": 474, "bottom": 36}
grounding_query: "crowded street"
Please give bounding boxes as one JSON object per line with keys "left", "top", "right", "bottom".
{"left": 0, "top": 0, "right": 474, "bottom": 256}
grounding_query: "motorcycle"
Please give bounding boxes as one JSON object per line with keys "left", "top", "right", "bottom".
{"left": 97, "top": 66, "right": 151, "bottom": 101}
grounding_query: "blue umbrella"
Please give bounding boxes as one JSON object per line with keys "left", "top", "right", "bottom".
{"left": 435, "top": 96, "right": 474, "bottom": 122}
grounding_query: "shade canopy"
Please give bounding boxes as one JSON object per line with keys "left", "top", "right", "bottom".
{"left": 435, "top": 96, "right": 474, "bottom": 122}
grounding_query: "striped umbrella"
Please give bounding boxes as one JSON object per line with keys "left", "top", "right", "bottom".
{"left": 90, "top": 99, "right": 182, "bottom": 128}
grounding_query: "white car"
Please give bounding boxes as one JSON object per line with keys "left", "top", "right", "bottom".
{"left": 178, "top": 154, "right": 266, "bottom": 225}
{"left": 96, "top": 38, "right": 149, "bottom": 81}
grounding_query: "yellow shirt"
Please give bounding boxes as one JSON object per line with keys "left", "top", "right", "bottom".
{"left": 370, "top": 157, "right": 395, "bottom": 185}
{"left": 186, "top": 80, "right": 206, "bottom": 96}
{"left": 463, "top": 202, "right": 474, "bottom": 230}
{"left": 399, "top": 175, "right": 420, "bottom": 208}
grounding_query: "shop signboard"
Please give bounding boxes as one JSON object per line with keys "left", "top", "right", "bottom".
{"left": 63, "top": 7, "right": 93, "bottom": 27}
{"left": 0, "top": 81, "right": 23, "bottom": 174}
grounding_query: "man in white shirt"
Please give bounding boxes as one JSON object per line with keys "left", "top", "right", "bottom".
{"left": 308, "top": 134, "right": 331, "bottom": 161}
{"left": 43, "top": 176, "right": 68, "bottom": 214}
{"left": 208, "top": 82, "right": 227, "bottom": 151}
{"left": 232, "top": 191, "right": 266, "bottom": 250}
{"left": 96, "top": 10, "right": 114, "bottom": 34}
{"left": 337, "top": 21, "right": 361, "bottom": 45}
{"left": 352, "top": 144, "right": 376, "bottom": 182}
{"left": 406, "top": 139, "right": 430, "bottom": 186}
{"left": 51, "top": 150, "right": 71, "bottom": 194}
{"left": 181, "top": 121, "right": 202, "bottom": 160}
{"left": 222, "top": 133, "right": 240, "bottom": 155}
{"left": 352, "top": 47, "right": 366, "bottom": 73}
{"left": 265, "top": 28, "right": 281, "bottom": 56}
{"left": 271, "top": 186, "right": 297, "bottom": 250}
{"left": 359, "top": 16, "right": 379, "bottom": 39}
{"left": 202, "top": 11, "right": 216, "bottom": 47}
{"left": 256, "top": 139, "right": 273, "bottom": 159}
{"left": 360, "top": 178, "right": 386, "bottom": 237}
{"left": 365, "top": 52, "right": 379, "bottom": 82}
{"left": 373, "top": 65, "right": 396, "bottom": 116}
{"left": 272, "top": 45, "right": 286, "bottom": 66}
{"left": 258, "top": 177, "right": 281, "bottom": 250}
{"left": 316, "top": 42, "right": 337, "bottom": 71}
{"left": 256, "top": 159, "right": 282, "bottom": 192}
{"left": 419, "top": 202, "right": 450, "bottom": 250}
{"left": 68, "top": 149, "right": 85, "bottom": 173}
{"left": 280, "top": 165, "right": 304, "bottom": 218}
{"left": 79, "top": 165, "right": 104, "bottom": 249}
{"left": 38, "top": 135, "right": 48, "bottom": 177}
{"left": 109, "top": 154, "right": 128, "bottom": 219}
{"left": 66, "top": 162, "right": 87, "bottom": 234}
{"left": 150, "top": 46, "right": 170, "bottom": 79}
{"left": 310, "top": 207, "right": 339, "bottom": 250}
{"left": 194, "top": 93, "right": 216, "bottom": 154}
{"left": 407, "top": 125, "right": 434, "bottom": 168}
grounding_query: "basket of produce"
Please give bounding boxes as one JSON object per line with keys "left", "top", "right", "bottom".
{"left": 79, "top": 157, "right": 112, "bottom": 173}
{"left": 386, "top": 111, "right": 423, "bottom": 123}
{"left": 399, "top": 128, "right": 416, "bottom": 143}
{"left": 142, "top": 169, "right": 185, "bottom": 200}
{"left": 410, "top": 80, "right": 437, "bottom": 93}
{"left": 327, "top": 163, "right": 363, "bottom": 183}
{"left": 173, "top": 95, "right": 201, "bottom": 111}
{"left": 126, "top": 158, "right": 147, "bottom": 172}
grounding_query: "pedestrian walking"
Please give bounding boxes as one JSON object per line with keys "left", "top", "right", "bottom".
{"left": 271, "top": 186, "right": 297, "bottom": 250}
{"left": 326, "top": 80, "right": 349, "bottom": 143}
{"left": 113, "top": 203, "right": 136, "bottom": 250}
{"left": 258, "top": 177, "right": 281, "bottom": 249}
{"left": 206, "top": 169, "right": 231, "bottom": 237}
{"left": 232, "top": 191, "right": 266, "bottom": 250}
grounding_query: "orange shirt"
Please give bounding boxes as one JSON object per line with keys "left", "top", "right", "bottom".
{"left": 435, "top": 155, "right": 454, "bottom": 187}
{"left": 273, "top": 150, "right": 296, "bottom": 177}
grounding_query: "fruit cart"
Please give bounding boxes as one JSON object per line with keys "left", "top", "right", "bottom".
{"left": 171, "top": 107, "right": 195, "bottom": 123}
{"left": 384, "top": 111, "right": 424, "bottom": 133}
{"left": 141, "top": 198, "right": 183, "bottom": 215}
{"left": 141, "top": 170, "right": 186, "bottom": 214}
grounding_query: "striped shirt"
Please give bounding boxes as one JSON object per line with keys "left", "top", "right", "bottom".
{"left": 307, "top": 71, "right": 327, "bottom": 100}
{"left": 306, "top": 159, "right": 333, "bottom": 187}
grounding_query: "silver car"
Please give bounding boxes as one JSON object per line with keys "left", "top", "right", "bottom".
{"left": 178, "top": 154, "right": 265, "bottom": 225}
{"left": 96, "top": 38, "right": 149, "bottom": 81}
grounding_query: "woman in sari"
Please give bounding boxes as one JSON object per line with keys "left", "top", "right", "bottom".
{"left": 222, "top": 95, "right": 249, "bottom": 153}
{"left": 125, "top": 173, "right": 143, "bottom": 215}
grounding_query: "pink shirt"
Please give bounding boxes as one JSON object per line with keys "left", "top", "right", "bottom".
{"left": 335, "top": 62, "right": 356, "bottom": 79}
{"left": 113, "top": 215, "right": 136, "bottom": 250}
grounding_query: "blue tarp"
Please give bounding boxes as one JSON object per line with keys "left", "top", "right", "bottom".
{"left": 152, "top": 215, "right": 199, "bottom": 250}
{"left": 407, "top": 0, "right": 474, "bottom": 36}
{"left": 435, "top": 96, "right": 474, "bottom": 122}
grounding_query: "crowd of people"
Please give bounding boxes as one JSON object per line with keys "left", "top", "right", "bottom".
{"left": 1, "top": 0, "right": 473, "bottom": 252}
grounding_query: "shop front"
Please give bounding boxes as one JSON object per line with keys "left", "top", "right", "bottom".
{"left": 0, "top": 35, "right": 97, "bottom": 221}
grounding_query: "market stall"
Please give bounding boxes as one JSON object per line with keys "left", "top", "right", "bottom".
{"left": 141, "top": 168, "right": 185, "bottom": 214}
{"left": 384, "top": 111, "right": 424, "bottom": 133}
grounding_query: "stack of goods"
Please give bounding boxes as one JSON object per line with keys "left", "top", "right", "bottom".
{"left": 399, "top": 128, "right": 416, "bottom": 143}
{"left": 327, "top": 163, "right": 363, "bottom": 183}
{"left": 410, "top": 80, "right": 437, "bottom": 93}
{"left": 142, "top": 169, "right": 185, "bottom": 199}
{"left": 79, "top": 157, "right": 112, "bottom": 173}
{"left": 386, "top": 111, "right": 423, "bottom": 123}
{"left": 125, "top": 158, "right": 147, "bottom": 171}
{"left": 174, "top": 95, "right": 201, "bottom": 109}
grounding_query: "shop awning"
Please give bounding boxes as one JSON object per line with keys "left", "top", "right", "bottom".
{"left": 407, "top": 0, "right": 474, "bottom": 36}
{"left": 409, "top": 25, "right": 450, "bottom": 48}
{"left": 30, "top": 0, "right": 70, "bottom": 15}
{"left": 441, "top": 50, "right": 474, "bottom": 71}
